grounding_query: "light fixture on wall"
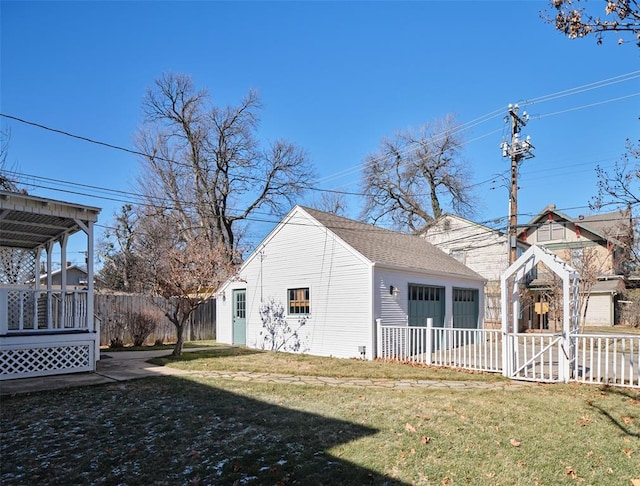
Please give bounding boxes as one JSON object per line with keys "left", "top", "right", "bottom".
{"left": 389, "top": 285, "right": 399, "bottom": 297}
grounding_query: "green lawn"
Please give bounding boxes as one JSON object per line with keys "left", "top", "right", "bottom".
{"left": 1, "top": 348, "right": 638, "bottom": 485}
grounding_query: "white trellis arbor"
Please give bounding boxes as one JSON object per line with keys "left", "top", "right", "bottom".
{"left": 0, "top": 190, "right": 101, "bottom": 380}
{"left": 501, "top": 245, "right": 580, "bottom": 383}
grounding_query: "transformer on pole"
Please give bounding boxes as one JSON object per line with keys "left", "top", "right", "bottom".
{"left": 500, "top": 104, "right": 535, "bottom": 264}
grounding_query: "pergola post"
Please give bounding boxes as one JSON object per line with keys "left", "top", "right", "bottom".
{"left": 501, "top": 245, "right": 580, "bottom": 382}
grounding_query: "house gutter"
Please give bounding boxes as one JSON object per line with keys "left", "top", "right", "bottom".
{"left": 375, "top": 262, "right": 486, "bottom": 285}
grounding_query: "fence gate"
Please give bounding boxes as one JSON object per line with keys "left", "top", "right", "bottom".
{"left": 501, "top": 245, "right": 580, "bottom": 384}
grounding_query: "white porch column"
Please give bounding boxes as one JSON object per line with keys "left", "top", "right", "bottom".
{"left": 86, "top": 220, "right": 99, "bottom": 361}
{"left": 76, "top": 217, "right": 98, "bottom": 361}
{"left": 59, "top": 234, "right": 68, "bottom": 328}
{"left": 46, "top": 241, "right": 54, "bottom": 329}
{"left": 33, "top": 247, "right": 42, "bottom": 329}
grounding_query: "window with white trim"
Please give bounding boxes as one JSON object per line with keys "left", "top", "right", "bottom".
{"left": 288, "top": 287, "right": 310, "bottom": 315}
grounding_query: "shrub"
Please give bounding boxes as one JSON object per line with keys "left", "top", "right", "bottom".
{"left": 109, "top": 336, "right": 124, "bottom": 348}
{"left": 127, "top": 310, "right": 159, "bottom": 347}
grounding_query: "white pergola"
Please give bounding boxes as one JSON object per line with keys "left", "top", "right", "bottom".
{"left": 501, "top": 245, "right": 580, "bottom": 382}
{"left": 0, "top": 190, "right": 101, "bottom": 380}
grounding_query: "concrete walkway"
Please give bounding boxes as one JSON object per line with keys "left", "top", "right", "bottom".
{"left": 0, "top": 348, "right": 529, "bottom": 397}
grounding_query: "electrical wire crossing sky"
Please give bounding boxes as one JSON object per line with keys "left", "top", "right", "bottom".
{"left": 1, "top": 1, "right": 638, "bottom": 265}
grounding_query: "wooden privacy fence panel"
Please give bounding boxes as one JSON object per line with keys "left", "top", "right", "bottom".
{"left": 94, "top": 292, "right": 216, "bottom": 346}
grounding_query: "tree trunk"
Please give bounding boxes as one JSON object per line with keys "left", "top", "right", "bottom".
{"left": 173, "top": 323, "right": 185, "bottom": 356}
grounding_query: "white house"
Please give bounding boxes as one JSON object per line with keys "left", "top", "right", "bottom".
{"left": 422, "top": 213, "right": 529, "bottom": 327}
{"left": 216, "top": 206, "right": 485, "bottom": 360}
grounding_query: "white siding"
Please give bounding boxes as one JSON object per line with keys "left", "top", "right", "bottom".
{"left": 423, "top": 215, "right": 508, "bottom": 282}
{"left": 423, "top": 215, "right": 504, "bottom": 325}
{"left": 217, "top": 209, "right": 372, "bottom": 359}
{"left": 583, "top": 293, "right": 614, "bottom": 326}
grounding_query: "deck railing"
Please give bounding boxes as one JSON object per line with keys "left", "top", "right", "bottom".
{"left": 0, "top": 286, "right": 92, "bottom": 334}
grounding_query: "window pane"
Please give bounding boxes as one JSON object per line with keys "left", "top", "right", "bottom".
{"left": 288, "top": 287, "right": 310, "bottom": 315}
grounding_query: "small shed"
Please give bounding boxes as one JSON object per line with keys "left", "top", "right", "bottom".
{"left": 0, "top": 191, "right": 101, "bottom": 380}
{"left": 216, "top": 206, "right": 485, "bottom": 360}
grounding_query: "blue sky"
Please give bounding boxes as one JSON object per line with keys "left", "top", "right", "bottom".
{"left": 1, "top": 0, "right": 639, "bottom": 265}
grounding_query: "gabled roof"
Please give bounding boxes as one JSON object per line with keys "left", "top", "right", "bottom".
{"left": 525, "top": 204, "right": 631, "bottom": 241}
{"left": 300, "top": 206, "right": 483, "bottom": 280}
{"left": 429, "top": 213, "right": 506, "bottom": 237}
{"left": 425, "top": 212, "right": 530, "bottom": 250}
{"left": 38, "top": 264, "right": 88, "bottom": 280}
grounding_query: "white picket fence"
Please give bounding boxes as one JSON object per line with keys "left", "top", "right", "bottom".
{"left": 377, "top": 320, "right": 640, "bottom": 389}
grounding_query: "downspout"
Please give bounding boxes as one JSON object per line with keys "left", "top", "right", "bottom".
{"left": 370, "top": 261, "right": 376, "bottom": 360}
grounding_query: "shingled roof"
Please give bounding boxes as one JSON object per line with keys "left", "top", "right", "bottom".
{"left": 577, "top": 209, "right": 632, "bottom": 240}
{"left": 526, "top": 204, "right": 632, "bottom": 242}
{"left": 300, "top": 206, "right": 483, "bottom": 281}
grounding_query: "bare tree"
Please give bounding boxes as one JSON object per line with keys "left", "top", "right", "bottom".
{"left": 591, "top": 139, "right": 640, "bottom": 266}
{"left": 309, "top": 191, "right": 348, "bottom": 216}
{"left": 98, "top": 204, "right": 143, "bottom": 292}
{"left": 136, "top": 209, "right": 236, "bottom": 355}
{"left": 568, "top": 246, "right": 606, "bottom": 330}
{"left": 0, "top": 128, "right": 20, "bottom": 192}
{"left": 360, "top": 115, "right": 477, "bottom": 233}
{"left": 135, "top": 72, "right": 314, "bottom": 256}
{"left": 543, "top": 0, "right": 640, "bottom": 46}
{"left": 592, "top": 140, "right": 640, "bottom": 209}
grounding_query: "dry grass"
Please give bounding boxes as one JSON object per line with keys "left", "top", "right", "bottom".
{"left": 1, "top": 375, "right": 638, "bottom": 485}
{"left": 149, "top": 346, "right": 505, "bottom": 382}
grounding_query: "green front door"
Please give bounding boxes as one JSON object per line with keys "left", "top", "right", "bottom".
{"left": 232, "top": 289, "right": 246, "bottom": 345}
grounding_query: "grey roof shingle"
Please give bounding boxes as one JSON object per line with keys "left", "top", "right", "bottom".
{"left": 300, "top": 206, "right": 483, "bottom": 281}
{"left": 578, "top": 209, "right": 631, "bottom": 239}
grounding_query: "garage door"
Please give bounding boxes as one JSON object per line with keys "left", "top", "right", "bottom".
{"left": 408, "top": 284, "right": 445, "bottom": 353}
{"left": 453, "top": 288, "right": 479, "bottom": 329}
{"left": 453, "top": 288, "right": 479, "bottom": 347}
{"left": 408, "top": 284, "right": 445, "bottom": 328}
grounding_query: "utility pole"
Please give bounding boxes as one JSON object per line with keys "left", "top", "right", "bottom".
{"left": 501, "top": 104, "right": 534, "bottom": 265}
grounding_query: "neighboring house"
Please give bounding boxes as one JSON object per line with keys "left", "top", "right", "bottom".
{"left": 38, "top": 263, "right": 91, "bottom": 289}
{"left": 422, "top": 214, "right": 528, "bottom": 328}
{"left": 519, "top": 204, "right": 633, "bottom": 327}
{"left": 0, "top": 190, "right": 101, "bottom": 380}
{"left": 216, "top": 206, "right": 485, "bottom": 360}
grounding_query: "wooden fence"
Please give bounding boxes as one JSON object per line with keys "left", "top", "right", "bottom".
{"left": 94, "top": 292, "right": 216, "bottom": 346}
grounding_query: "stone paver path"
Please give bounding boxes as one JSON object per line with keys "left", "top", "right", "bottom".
{"left": 183, "top": 369, "right": 532, "bottom": 391}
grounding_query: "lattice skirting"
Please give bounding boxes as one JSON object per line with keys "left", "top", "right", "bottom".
{"left": 0, "top": 342, "right": 95, "bottom": 380}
